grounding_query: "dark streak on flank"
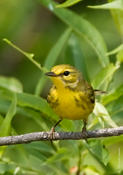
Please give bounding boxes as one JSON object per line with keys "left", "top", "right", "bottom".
{"left": 74, "top": 96, "right": 86, "bottom": 110}
{"left": 90, "top": 96, "right": 95, "bottom": 103}
{"left": 79, "top": 94, "right": 88, "bottom": 107}
{"left": 47, "top": 96, "right": 59, "bottom": 108}
{"left": 47, "top": 86, "right": 59, "bottom": 108}
{"left": 88, "top": 91, "right": 95, "bottom": 104}
{"left": 50, "top": 99, "right": 59, "bottom": 108}
{"left": 85, "top": 86, "right": 95, "bottom": 104}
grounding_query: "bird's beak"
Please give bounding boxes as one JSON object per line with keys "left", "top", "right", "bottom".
{"left": 45, "top": 72, "right": 58, "bottom": 77}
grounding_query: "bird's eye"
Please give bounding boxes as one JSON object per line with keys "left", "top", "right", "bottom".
{"left": 63, "top": 71, "right": 70, "bottom": 76}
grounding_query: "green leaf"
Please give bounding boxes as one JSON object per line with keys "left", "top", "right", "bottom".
{"left": 117, "top": 49, "right": 123, "bottom": 63}
{"left": 0, "top": 98, "right": 49, "bottom": 131}
{"left": 0, "top": 93, "right": 17, "bottom": 136}
{"left": 0, "top": 76, "right": 23, "bottom": 93}
{"left": 0, "top": 162, "right": 16, "bottom": 174}
{"left": 64, "top": 34, "right": 90, "bottom": 81}
{"left": 17, "top": 92, "right": 58, "bottom": 120}
{"left": 40, "top": 0, "right": 109, "bottom": 67}
{"left": 44, "top": 148, "right": 70, "bottom": 174}
{"left": 61, "top": 119, "right": 75, "bottom": 131}
{"left": 93, "top": 102, "right": 118, "bottom": 128}
{"left": 105, "top": 2, "right": 123, "bottom": 38}
{"left": 103, "top": 134, "right": 123, "bottom": 146}
{"left": 89, "top": 140, "right": 109, "bottom": 166}
{"left": 3, "top": 38, "right": 45, "bottom": 72}
{"left": 44, "top": 28, "right": 72, "bottom": 70}
{"left": 88, "top": 114, "right": 99, "bottom": 130}
{"left": 0, "top": 114, "right": 4, "bottom": 125}
{"left": 92, "top": 63, "right": 119, "bottom": 89}
{"left": 88, "top": 0, "right": 123, "bottom": 10}
{"left": 35, "top": 28, "right": 72, "bottom": 95}
{"left": 46, "top": 148, "right": 67, "bottom": 164}
{"left": 107, "top": 96, "right": 123, "bottom": 117}
{"left": 106, "top": 44, "right": 123, "bottom": 56}
{"left": 102, "top": 84, "right": 123, "bottom": 105}
{"left": 84, "top": 166, "right": 101, "bottom": 175}
{"left": 25, "top": 142, "right": 53, "bottom": 154}
{"left": 0, "top": 87, "right": 58, "bottom": 121}
{"left": 56, "top": 0, "right": 82, "bottom": 8}
{"left": 83, "top": 141, "right": 108, "bottom": 171}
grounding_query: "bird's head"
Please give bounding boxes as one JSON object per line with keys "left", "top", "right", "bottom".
{"left": 45, "top": 64, "right": 83, "bottom": 90}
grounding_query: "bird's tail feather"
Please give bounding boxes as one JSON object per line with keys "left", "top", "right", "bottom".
{"left": 94, "top": 89, "right": 107, "bottom": 95}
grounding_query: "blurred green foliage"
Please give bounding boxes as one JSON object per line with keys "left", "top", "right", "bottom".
{"left": 0, "top": 0, "right": 123, "bottom": 174}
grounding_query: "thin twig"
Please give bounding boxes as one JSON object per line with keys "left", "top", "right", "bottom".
{"left": 0, "top": 127, "right": 123, "bottom": 146}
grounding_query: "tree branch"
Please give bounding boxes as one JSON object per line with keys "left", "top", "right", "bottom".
{"left": 0, "top": 127, "right": 123, "bottom": 146}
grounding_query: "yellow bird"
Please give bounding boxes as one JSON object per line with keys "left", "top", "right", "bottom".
{"left": 45, "top": 64, "right": 98, "bottom": 135}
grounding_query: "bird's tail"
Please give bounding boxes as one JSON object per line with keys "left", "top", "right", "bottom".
{"left": 94, "top": 89, "right": 107, "bottom": 95}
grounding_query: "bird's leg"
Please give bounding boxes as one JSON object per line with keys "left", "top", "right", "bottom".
{"left": 82, "top": 120, "right": 88, "bottom": 139}
{"left": 82, "top": 120, "right": 87, "bottom": 133}
{"left": 50, "top": 119, "right": 62, "bottom": 140}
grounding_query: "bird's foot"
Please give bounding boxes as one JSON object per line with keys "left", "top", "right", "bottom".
{"left": 82, "top": 120, "right": 88, "bottom": 141}
{"left": 82, "top": 127, "right": 88, "bottom": 138}
{"left": 49, "top": 119, "right": 62, "bottom": 140}
{"left": 49, "top": 127, "right": 55, "bottom": 140}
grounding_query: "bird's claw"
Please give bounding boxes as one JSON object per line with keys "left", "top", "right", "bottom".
{"left": 82, "top": 122, "right": 88, "bottom": 141}
{"left": 82, "top": 129, "right": 88, "bottom": 138}
{"left": 49, "top": 127, "right": 55, "bottom": 140}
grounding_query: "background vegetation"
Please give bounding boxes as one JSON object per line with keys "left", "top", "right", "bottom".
{"left": 0, "top": 0, "right": 123, "bottom": 174}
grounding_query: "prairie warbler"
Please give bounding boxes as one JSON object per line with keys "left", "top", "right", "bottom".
{"left": 46, "top": 64, "right": 101, "bottom": 135}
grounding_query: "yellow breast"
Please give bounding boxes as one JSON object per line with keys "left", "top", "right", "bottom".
{"left": 48, "top": 86, "right": 94, "bottom": 120}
